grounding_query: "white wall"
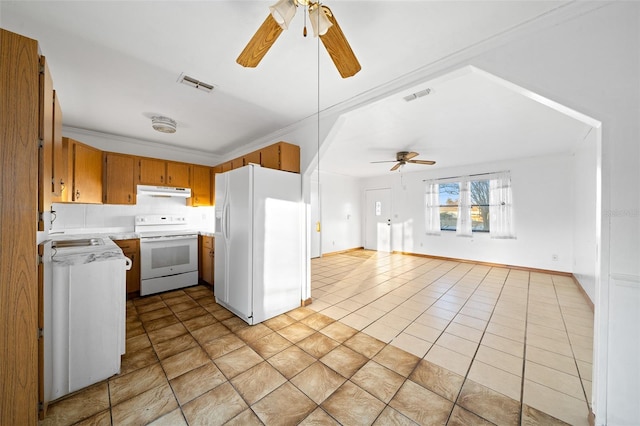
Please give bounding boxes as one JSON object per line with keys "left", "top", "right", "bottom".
{"left": 572, "top": 128, "right": 598, "bottom": 303}
{"left": 316, "top": 171, "right": 362, "bottom": 254}
{"left": 361, "top": 154, "right": 575, "bottom": 272}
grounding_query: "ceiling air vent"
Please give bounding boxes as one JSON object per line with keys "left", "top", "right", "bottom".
{"left": 178, "top": 73, "right": 215, "bottom": 93}
{"left": 403, "top": 88, "right": 432, "bottom": 102}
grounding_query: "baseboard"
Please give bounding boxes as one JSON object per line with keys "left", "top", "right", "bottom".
{"left": 571, "top": 275, "right": 595, "bottom": 312}
{"left": 393, "top": 251, "right": 574, "bottom": 277}
{"left": 301, "top": 297, "right": 313, "bottom": 307}
{"left": 321, "top": 247, "right": 365, "bottom": 257}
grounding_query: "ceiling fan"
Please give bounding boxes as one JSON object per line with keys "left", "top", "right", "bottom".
{"left": 236, "top": 0, "right": 361, "bottom": 78}
{"left": 372, "top": 151, "right": 436, "bottom": 171}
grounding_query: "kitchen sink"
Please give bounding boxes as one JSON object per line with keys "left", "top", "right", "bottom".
{"left": 53, "top": 238, "right": 104, "bottom": 248}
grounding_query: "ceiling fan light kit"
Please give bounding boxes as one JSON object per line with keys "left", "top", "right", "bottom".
{"left": 269, "top": 0, "right": 297, "bottom": 29}
{"left": 151, "top": 116, "right": 177, "bottom": 134}
{"left": 237, "top": 0, "right": 361, "bottom": 78}
{"left": 308, "top": 4, "right": 333, "bottom": 37}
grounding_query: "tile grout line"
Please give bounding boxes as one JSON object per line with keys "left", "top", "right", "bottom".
{"left": 443, "top": 265, "right": 512, "bottom": 424}
{"left": 519, "top": 269, "right": 532, "bottom": 425}
{"left": 550, "top": 274, "right": 593, "bottom": 413}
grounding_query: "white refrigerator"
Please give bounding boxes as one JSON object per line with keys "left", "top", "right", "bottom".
{"left": 214, "top": 164, "right": 303, "bottom": 325}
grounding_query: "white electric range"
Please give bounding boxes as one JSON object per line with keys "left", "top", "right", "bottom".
{"left": 135, "top": 215, "right": 199, "bottom": 296}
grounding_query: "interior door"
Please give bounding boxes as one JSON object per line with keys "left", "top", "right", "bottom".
{"left": 364, "top": 188, "right": 392, "bottom": 252}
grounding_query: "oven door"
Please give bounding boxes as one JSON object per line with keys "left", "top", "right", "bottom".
{"left": 140, "top": 235, "right": 198, "bottom": 279}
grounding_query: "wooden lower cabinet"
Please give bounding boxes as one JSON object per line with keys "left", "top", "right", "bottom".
{"left": 114, "top": 239, "right": 140, "bottom": 295}
{"left": 199, "top": 235, "right": 214, "bottom": 286}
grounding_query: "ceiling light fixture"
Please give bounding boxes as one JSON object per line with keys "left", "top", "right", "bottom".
{"left": 151, "top": 116, "right": 177, "bottom": 134}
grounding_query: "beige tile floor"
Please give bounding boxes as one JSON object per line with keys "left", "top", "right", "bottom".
{"left": 43, "top": 250, "right": 594, "bottom": 425}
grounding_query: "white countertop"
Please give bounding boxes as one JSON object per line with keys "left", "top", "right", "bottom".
{"left": 50, "top": 235, "right": 125, "bottom": 266}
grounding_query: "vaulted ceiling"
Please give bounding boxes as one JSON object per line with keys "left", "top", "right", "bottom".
{"left": 1, "top": 1, "right": 592, "bottom": 177}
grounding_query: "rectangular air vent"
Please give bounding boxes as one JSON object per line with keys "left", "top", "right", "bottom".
{"left": 178, "top": 73, "right": 214, "bottom": 93}
{"left": 403, "top": 88, "right": 432, "bottom": 102}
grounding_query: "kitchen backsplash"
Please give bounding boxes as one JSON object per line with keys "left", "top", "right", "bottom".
{"left": 50, "top": 196, "right": 215, "bottom": 234}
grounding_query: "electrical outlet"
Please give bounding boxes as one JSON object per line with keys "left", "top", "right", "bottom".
{"left": 552, "top": 254, "right": 559, "bottom": 261}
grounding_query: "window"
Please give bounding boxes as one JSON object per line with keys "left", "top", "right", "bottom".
{"left": 439, "top": 180, "right": 490, "bottom": 232}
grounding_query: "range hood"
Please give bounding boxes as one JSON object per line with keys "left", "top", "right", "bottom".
{"left": 137, "top": 185, "right": 191, "bottom": 198}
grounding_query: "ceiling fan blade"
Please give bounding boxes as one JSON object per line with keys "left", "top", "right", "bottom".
{"left": 407, "top": 160, "right": 437, "bottom": 165}
{"left": 390, "top": 163, "right": 402, "bottom": 171}
{"left": 404, "top": 151, "right": 419, "bottom": 160}
{"left": 370, "top": 160, "right": 398, "bottom": 164}
{"left": 237, "top": 14, "right": 284, "bottom": 68}
{"left": 319, "top": 7, "right": 361, "bottom": 78}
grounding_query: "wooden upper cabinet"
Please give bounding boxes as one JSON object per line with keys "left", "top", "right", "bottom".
{"left": 220, "top": 162, "right": 232, "bottom": 173}
{"left": 191, "top": 165, "right": 212, "bottom": 206}
{"left": 137, "top": 158, "right": 190, "bottom": 187}
{"left": 103, "top": 152, "right": 136, "bottom": 205}
{"left": 230, "top": 157, "right": 244, "bottom": 170}
{"left": 260, "top": 142, "right": 300, "bottom": 173}
{"left": 166, "top": 161, "right": 190, "bottom": 187}
{"left": 211, "top": 142, "right": 301, "bottom": 181}
{"left": 243, "top": 150, "right": 261, "bottom": 166}
{"left": 68, "top": 138, "right": 102, "bottom": 203}
{"left": 137, "top": 157, "right": 166, "bottom": 185}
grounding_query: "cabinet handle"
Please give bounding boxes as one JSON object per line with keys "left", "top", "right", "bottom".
{"left": 169, "top": 176, "right": 172, "bottom": 183}
{"left": 75, "top": 189, "right": 80, "bottom": 200}
{"left": 128, "top": 194, "right": 131, "bottom": 202}
{"left": 160, "top": 175, "right": 164, "bottom": 183}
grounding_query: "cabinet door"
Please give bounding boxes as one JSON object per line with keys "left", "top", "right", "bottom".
{"left": 104, "top": 152, "right": 136, "bottom": 205}
{"left": 166, "top": 161, "right": 190, "bottom": 187}
{"left": 220, "top": 162, "right": 232, "bottom": 173}
{"left": 138, "top": 157, "right": 166, "bottom": 185}
{"left": 71, "top": 141, "right": 102, "bottom": 203}
{"left": 230, "top": 157, "right": 244, "bottom": 170}
{"left": 260, "top": 142, "right": 300, "bottom": 173}
{"left": 51, "top": 91, "right": 65, "bottom": 200}
{"left": 260, "top": 143, "right": 280, "bottom": 170}
{"left": 200, "top": 236, "right": 214, "bottom": 285}
{"left": 114, "top": 239, "right": 140, "bottom": 294}
{"left": 191, "top": 165, "right": 212, "bottom": 206}
{"left": 278, "top": 142, "right": 300, "bottom": 173}
{"left": 38, "top": 56, "right": 53, "bottom": 231}
{"left": 243, "top": 150, "right": 261, "bottom": 166}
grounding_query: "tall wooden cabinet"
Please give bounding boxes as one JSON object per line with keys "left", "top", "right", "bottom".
{"left": 1, "top": 28, "right": 41, "bottom": 425}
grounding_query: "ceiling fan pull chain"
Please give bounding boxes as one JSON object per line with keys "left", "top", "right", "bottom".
{"left": 303, "top": 6, "right": 308, "bottom": 37}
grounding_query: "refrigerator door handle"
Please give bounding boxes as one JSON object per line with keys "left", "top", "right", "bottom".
{"left": 223, "top": 202, "right": 230, "bottom": 240}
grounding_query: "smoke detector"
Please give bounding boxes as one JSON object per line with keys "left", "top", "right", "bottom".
{"left": 151, "top": 116, "right": 177, "bottom": 134}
